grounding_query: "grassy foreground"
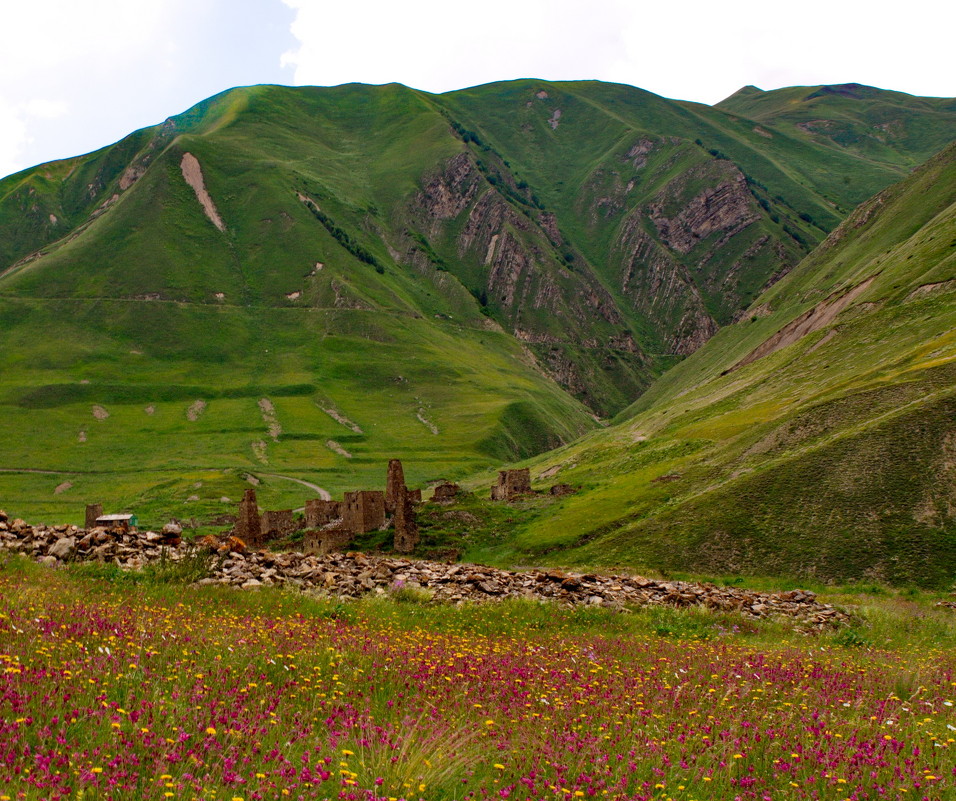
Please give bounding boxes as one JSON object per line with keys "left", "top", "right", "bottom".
{"left": 1, "top": 555, "right": 955, "bottom": 800}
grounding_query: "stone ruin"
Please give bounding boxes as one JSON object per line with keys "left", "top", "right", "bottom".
{"left": 303, "top": 526, "right": 352, "bottom": 557}
{"left": 431, "top": 482, "right": 460, "bottom": 503}
{"left": 230, "top": 458, "right": 424, "bottom": 555}
{"left": 344, "top": 490, "right": 386, "bottom": 534}
{"left": 490, "top": 468, "right": 531, "bottom": 501}
{"left": 235, "top": 489, "right": 262, "bottom": 546}
{"left": 549, "top": 483, "right": 577, "bottom": 497}
{"left": 305, "top": 499, "right": 342, "bottom": 528}
{"left": 385, "top": 459, "right": 404, "bottom": 513}
{"left": 392, "top": 484, "right": 418, "bottom": 554}
{"left": 85, "top": 503, "right": 103, "bottom": 530}
{"left": 260, "top": 509, "right": 296, "bottom": 541}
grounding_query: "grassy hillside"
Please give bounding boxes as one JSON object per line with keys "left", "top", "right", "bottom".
{"left": 474, "top": 143, "right": 956, "bottom": 586}
{"left": 717, "top": 82, "right": 956, "bottom": 171}
{"left": 0, "top": 80, "right": 952, "bottom": 531}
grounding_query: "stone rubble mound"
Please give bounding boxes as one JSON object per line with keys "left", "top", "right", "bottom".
{"left": 0, "top": 512, "right": 848, "bottom": 627}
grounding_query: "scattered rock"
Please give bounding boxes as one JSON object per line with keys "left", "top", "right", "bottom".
{"left": 321, "top": 407, "right": 362, "bottom": 435}
{"left": 180, "top": 152, "right": 226, "bottom": 232}
{"left": 258, "top": 398, "right": 281, "bottom": 441}
{"left": 326, "top": 440, "right": 352, "bottom": 459}
{"left": 186, "top": 400, "right": 207, "bottom": 422}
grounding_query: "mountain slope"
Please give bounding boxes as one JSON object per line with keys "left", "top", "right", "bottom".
{"left": 717, "top": 83, "right": 956, "bottom": 171}
{"left": 488, "top": 143, "right": 956, "bottom": 586}
{"left": 0, "top": 79, "right": 952, "bottom": 527}
{"left": 4, "top": 81, "right": 952, "bottom": 413}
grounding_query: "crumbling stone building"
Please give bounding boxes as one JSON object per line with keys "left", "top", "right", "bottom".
{"left": 85, "top": 503, "right": 103, "bottom": 530}
{"left": 549, "top": 483, "right": 577, "bottom": 497}
{"left": 235, "top": 489, "right": 262, "bottom": 545}
{"left": 392, "top": 488, "right": 419, "bottom": 553}
{"left": 260, "top": 509, "right": 297, "bottom": 541}
{"left": 343, "top": 490, "right": 385, "bottom": 534}
{"left": 385, "top": 459, "right": 405, "bottom": 513}
{"left": 303, "top": 526, "right": 352, "bottom": 556}
{"left": 490, "top": 468, "right": 531, "bottom": 501}
{"left": 431, "top": 482, "right": 460, "bottom": 503}
{"left": 305, "top": 499, "right": 343, "bottom": 528}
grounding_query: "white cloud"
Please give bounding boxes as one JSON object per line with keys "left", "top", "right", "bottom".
{"left": 281, "top": 0, "right": 632, "bottom": 93}
{"left": 0, "top": 0, "right": 194, "bottom": 178}
{"left": 0, "top": 98, "right": 31, "bottom": 180}
{"left": 281, "top": 0, "right": 956, "bottom": 104}
{"left": 0, "top": 0, "right": 297, "bottom": 180}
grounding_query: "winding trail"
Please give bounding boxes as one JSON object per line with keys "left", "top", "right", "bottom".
{"left": 0, "top": 468, "right": 71, "bottom": 475}
{"left": 257, "top": 473, "right": 331, "bottom": 501}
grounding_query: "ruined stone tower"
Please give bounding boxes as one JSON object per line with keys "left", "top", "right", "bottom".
{"left": 235, "top": 489, "right": 261, "bottom": 545}
{"left": 393, "top": 487, "right": 419, "bottom": 553}
{"left": 85, "top": 503, "right": 103, "bottom": 530}
{"left": 343, "top": 490, "right": 386, "bottom": 534}
{"left": 385, "top": 459, "right": 405, "bottom": 513}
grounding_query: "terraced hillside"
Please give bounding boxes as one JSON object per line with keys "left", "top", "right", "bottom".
{"left": 0, "top": 80, "right": 952, "bottom": 527}
{"left": 484, "top": 143, "right": 956, "bottom": 586}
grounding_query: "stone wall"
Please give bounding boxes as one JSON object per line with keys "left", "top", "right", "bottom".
{"left": 432, "top": 482, "right": 460, "bottom": 503}
{"left": 260, "top": 509, "right": 296, "bottom": 541}
{"left": 85, "top": 504, "right": 103, "bottom": 530}
{"left": 303, "top": 526, "right": 352, "bottom": 556}
{"left": 385, "top": 459, "right": 405, "bottom": 513}
{"left": 393, "top": 489, "right": 419, "bottom": 553}
{"left": 305, "top": 499, "right": 342, "bottom": 528}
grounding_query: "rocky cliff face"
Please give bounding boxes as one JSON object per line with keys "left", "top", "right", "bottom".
{"left": 647, "top": 163, "right": 760, "bottom": 254}
{"left": 410, "top": 152, "right": 649, "bottom": 414}
{"left": 573, "top": 144, "right": 808, "bottom": 357}
{"left": 616, "top": 220, "right": 718, "bottom": 355}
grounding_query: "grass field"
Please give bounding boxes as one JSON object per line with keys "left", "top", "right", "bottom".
{"left": 2, "top": 554, "right": 956, "bottom": 799}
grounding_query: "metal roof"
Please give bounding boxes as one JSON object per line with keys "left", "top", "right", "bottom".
{"left": 96, "top": 514, "right": 136, "bottom": 521}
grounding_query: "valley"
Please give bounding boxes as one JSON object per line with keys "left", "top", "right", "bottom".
{"left": 0, "top": 78, "right": 953, "bottom": 587}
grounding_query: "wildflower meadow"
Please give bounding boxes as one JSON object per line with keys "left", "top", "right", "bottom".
{"left": 1, "top": 555, "right": 954, "bottom": 800}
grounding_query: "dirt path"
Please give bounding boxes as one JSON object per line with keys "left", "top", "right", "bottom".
{"left": 257, "top": 473, "right": 331, "bottom": 500}
{"left": 0, "top": 468, "right": 71, "bottom": 475}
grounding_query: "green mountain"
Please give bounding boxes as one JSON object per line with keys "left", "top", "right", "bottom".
{"left": 493, "top": 142, "right": 956, "bottom": 587}
{"left": 0, "top": 79, "right": 952, "bottom": 529}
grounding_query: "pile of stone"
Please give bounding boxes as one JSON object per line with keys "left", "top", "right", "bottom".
{"left": 0, "top": 510, "right": 848, "bottom": 628}
{"left": 0, "top": 511, "right": 183, "bottom": 569}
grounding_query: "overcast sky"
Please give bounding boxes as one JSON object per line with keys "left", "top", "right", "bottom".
{"left": 1, "top": 0, "right": 952, "bottom": 180}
